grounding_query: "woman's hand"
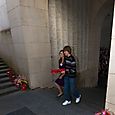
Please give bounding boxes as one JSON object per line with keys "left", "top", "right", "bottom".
{"left": 61, "top": 71, "right": 65, "bottom": 74}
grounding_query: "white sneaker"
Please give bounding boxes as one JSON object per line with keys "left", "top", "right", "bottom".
{"left": 76, "top": 95, "right": 81, "bottom": 103}
{"left": 62, "top": 100, "right": 71, "bottom": 106}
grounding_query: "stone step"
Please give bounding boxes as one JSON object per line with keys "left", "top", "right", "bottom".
{"left": 0, "top": 73, "right": 8, "bottom": 78}
{"left": 0, "top": 64, "right": 8, "bottom": 68}
{"left": 0, "top": 81, "right": 14, "bottom": 89}
{"left": 0, "top": 58, "right": 3, "bottom": 60}
{"left": 0, "top": 65, "right": 9, "bottom": 69}
{"left": 0, "top": 58, "right": 20, "bottom": 96}
{"left": 0, "top": 68, "right": 9, "bottom": 73}
{"left": 0, "top": 60, "right": 4, "bottom": 63}
{"left": 0, "top": 77, "right": 10, "bottom": 83}
{"left": 0, "top": 62, "right": 6, "bottom": 65}
{"left": 0, "top": 86, "right": 19, "bottom": 96}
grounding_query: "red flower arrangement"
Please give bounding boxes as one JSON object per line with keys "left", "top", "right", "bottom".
{"left": 95, "top": 109, "right": 114, "bottom": 115}
{"left": 6, "top": 69, "right": 29, "bottom": 91}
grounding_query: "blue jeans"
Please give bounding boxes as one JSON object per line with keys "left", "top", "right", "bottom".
{"left": 64, "top": 76, "right": 80, "bottom": 101}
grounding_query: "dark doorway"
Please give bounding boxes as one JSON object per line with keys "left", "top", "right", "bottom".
{"left": 98, "top": 12, "right": 113, "bottom": 88}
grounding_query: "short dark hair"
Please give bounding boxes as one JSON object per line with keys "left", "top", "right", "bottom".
{"left": 63, "top": 46, "right": 71, "bottom": 54}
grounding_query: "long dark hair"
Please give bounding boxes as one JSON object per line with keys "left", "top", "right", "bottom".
{"left": 59, "top": 50, "right": 64, "bottom": 54}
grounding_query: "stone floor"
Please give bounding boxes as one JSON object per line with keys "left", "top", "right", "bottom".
{"left": 0, "top": 87, "right": 106, "bottom": 115}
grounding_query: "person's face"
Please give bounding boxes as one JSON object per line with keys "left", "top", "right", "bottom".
{"left": 59, "top": 51, "right": 64, "bottom": 58}
{"left": 64, "top": 51, "right": 69, "bottom": 56}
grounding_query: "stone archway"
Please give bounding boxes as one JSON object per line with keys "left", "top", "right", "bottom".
{"left": 90, "top": 0, "right": 114, "bottom": 88}
{"left": 48, "top": 0, "right": 114, "bottom": 88}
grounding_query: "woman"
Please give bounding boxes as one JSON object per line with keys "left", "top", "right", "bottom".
{"left": 55, "top": 50, "right": 65, "bottom": 97}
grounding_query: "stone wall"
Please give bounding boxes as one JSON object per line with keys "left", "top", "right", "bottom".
{"left": 0, "top": 30, "right": 17, "bottom": 70}
{"left": 0, "top": 0, "right": 9, "bottom": 31}
{"left": 49, "top": 0, "right": 113, "bottom": 87}
{"left": 0, "top": 0, "right": 17, "bottom": 71}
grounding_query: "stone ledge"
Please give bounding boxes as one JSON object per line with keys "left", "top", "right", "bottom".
{"left": 0, "top": 28, "right": 11, "bottom": 33}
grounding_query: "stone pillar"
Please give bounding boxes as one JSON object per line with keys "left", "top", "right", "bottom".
{"left": 49, "top": 0, "right": 70, "bottom": 69}
{"left": 105, "top": 2, "right": 115, "bottom": 112}
{"left": 72, "top": 0, "right": 92, "bottom": 87}
{"left": 7, "top": 0, "right": 52, "bottom": 89}
{"left": 55, "top": 0, "right": 63, "bottom": 51}
{"left": 67, "top": 0, "right": 73, "bottom": 47}
{"left": 49, "top": 0, "right": 58, "bottom": 70}
{"left": 62, "top": 0, "right": 68, "bottom": 46}
{"left": 21, "top": 0, "right": 52, "bottom": 88}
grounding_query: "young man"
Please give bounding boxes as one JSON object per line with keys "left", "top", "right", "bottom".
{"left": 62, "top": 46, "right": 81, "bottom": 106}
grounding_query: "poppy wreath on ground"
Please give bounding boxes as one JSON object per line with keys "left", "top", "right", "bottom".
{"left": 95, "top": 109, "right": 114, "bottom": 115}
{"left": 6, "top": 69, "right": 29, "bottom": 91}
{"left": 14, "top": 76, "right": 29, "bottom": 91}
{"left": 21, "top": 83, "right": 27, "bottom": 91}
{"left": 20, "top": 79, "right": 29, "bottom": 91}
{"left": 51, "top": 68, "right": 65, "bottom": 74}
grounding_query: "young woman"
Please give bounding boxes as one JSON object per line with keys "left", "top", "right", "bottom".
{"left": 55, "top": 50, "right": 65, "bottom": 97}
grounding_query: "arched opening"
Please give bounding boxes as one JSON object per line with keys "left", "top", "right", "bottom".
{"left": 91, "top": 0, "right": 114, "bottom": 108}
{"left": 94, "top": 1, "right": 114, "bottom": 87}
{"left": 98, "top": 13, "right": 113, "bottom": 88}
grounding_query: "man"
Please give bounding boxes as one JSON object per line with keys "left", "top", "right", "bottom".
{"left": 62, "top": 46, "right": 81, "bottom": 106}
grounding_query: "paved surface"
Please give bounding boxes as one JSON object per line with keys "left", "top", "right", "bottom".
{"left": 0, "top": 87, "right": 106, "bottom": 115}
